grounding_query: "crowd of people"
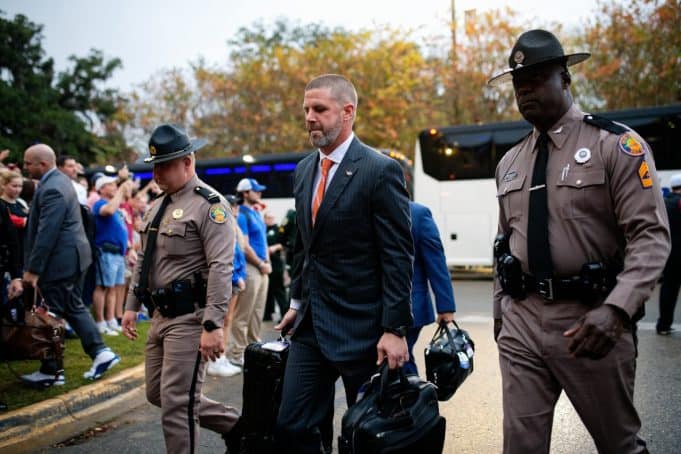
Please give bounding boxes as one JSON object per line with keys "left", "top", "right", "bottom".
{"left": 0, "top": 147, "right": 300, "bottom": 386}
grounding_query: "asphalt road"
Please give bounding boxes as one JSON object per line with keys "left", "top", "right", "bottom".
{"left": 38, "top": 280, "right": 681, "bottom": 453}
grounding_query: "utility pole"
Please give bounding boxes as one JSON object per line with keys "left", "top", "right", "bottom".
{"left": 451, "top": 0, "right": 459, "bottom": 121}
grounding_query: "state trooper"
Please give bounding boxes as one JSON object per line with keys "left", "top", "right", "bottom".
{"left": 489, "top": 30, "right": 670, "bottom": 453}
{"left": 121, "top": 124, "right": 242, "bottom": 453}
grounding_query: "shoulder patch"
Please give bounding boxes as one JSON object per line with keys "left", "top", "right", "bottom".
{"left": 583, "top": 114, "right": 628, "bottom": 135}
{"left": 194, "top": 186, "right": 221, "bottom": 203}
{"left": 638, "top": 160, "right": 653, "bottom": 189}
{"left": 208, "top": 204, "right": 228, "bottom": 223}
{"left": 619, "top": 133, "right": 646, "bottom": 157}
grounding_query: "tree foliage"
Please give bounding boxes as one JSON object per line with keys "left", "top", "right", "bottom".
{"left": 3, "top": 1, "right": 680, "bottom": 164}
{"left": 575, "top": 0, "right": 681, "bottom": 110}
{"left": 0, "top": 11, "right": 127, "bottom": 164}
{"left": 125, "top": 21, "right": 442, "bottom": 158}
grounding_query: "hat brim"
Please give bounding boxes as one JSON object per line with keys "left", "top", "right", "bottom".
{"left": 487, "top": 52, "right": 590, "bottom": 86}
{"left": 144, "top": 138, "right": 208, "bottom": 164}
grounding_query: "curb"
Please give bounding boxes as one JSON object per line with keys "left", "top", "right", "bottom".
{"left": 0, "top": 363, "right": 146, "bottom": 453}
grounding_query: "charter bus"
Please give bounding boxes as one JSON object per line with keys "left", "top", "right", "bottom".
{"left": 89, "top": 149, "right": 413, "bottom": 223}
{"left": 414, "top": 104, "right": 681, "bottom": 268}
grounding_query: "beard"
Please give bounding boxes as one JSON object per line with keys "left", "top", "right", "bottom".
{"left": 308, "top": 120, "right": 343, "bottom": 148}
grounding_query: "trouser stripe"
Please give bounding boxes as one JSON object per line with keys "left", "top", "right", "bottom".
{"left": 188, "top": 351, "right": 201, "bottom": 453}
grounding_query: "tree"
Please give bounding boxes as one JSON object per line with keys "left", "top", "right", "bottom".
{"left": 0, "top": 11, "right": 126, "bottom": 164}
{"left": 575, "top": 0, "right": 681, "bottom": 109}
{"left": 125, "top": 20, "right": 444, "bottom": 158}
{"left": 120, "top": 2, "right": 681, "bottom": 161}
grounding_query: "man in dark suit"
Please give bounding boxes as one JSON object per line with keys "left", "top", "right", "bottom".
{"left": 21, "top": 144, "right": 119, "bottom": 388}
{"left": 405, "top": 201, "right": 456, "bottom": 375}
{"left": 274, "top": 74, "right": 414, "bottom": 453}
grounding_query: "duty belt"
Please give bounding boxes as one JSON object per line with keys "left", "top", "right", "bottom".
{"left": 522, "top": 274, "right": 583, "bottom": 301}
{"left": 137, "top": 276, "right": 207, "bottom": 318}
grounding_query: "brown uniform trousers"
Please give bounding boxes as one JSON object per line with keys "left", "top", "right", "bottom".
{"left": 125, "top": 174, "right": 238, "bottom": 453}
{"left": 497, "top": 294, "right": 642, "bottom": 453}
{"left": 145, "top": 310, "right": 239, "bottom": 454}
{"left": 494, "top": 104, "right": 670, "bottom": 453}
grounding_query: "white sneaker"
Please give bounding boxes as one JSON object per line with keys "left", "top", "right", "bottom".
{"left": 106, "top": 319, "right": 122, "bottom": 332}
{"left": 207, "top": 356, "right": 241, "bottom": 377}
{"left": 97, "top": 321, "right": 119, "bottom": 336}
{"left": 83, "top": 348, "right": 120, "bottom": 380}
{"left": 219, "top": 361, "right": 242, "bottom": 377}
{"left": 21, "top": 371, "right": 65, "bottom": 388}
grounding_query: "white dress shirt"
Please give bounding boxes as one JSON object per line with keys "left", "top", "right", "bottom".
{"left": 291, "top": 132, "right": 355, "bottom": 311}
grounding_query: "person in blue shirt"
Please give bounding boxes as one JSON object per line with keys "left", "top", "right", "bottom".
{"left": 226, "top": 178, "right": 271, "bottom": 368}
{"left": 405, "top": 201, "right": 456, "bottom": 375}
{"left": 92, "top": 176, "right": 134, "bottom": 336}
{"left": 208, "top": 195, "right": 247, "bottom": 377}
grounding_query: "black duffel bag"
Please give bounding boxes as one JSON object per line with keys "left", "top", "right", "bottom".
{"left": 425, "top": 320, "right": 475, "bottom": 401}
{"left": 338, "top": 362, "right": 446, "bottom": 454}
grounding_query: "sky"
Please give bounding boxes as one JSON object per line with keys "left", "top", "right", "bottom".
{"left": 1, "top": 0, "right": 604, "bottom": 91}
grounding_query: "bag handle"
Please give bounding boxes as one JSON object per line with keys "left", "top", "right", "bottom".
{"left": 431, "top": 319, "right": 458, "bottom": 346}
{"left": 377, "top": 360, "right": 410, "bottom": 410}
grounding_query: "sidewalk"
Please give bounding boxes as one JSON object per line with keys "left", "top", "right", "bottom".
{"left": 0, "top": 364, "right": 146, "bottom": 453}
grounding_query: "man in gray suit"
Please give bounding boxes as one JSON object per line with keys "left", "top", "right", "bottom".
{"left": 274, "top": 74, "right": 414, "bottom": 453}
{"left": 21, "top": 144, "right": 119, "bottom": 388}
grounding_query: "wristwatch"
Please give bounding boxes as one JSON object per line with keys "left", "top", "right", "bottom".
{"left": 384, "top": 326, "right": 408, "bottom": 337}
{"left": 202, "top": 320, "right": 220, "bottom": 332}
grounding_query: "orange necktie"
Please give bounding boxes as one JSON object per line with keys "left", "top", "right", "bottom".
{"left": 312, "top": 158, "right": 334, "bottom": 225}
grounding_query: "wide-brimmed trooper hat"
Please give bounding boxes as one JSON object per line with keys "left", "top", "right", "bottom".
{"left": 144, "top": 123, "right": 207, "bottom": 164}
{"left": 488, "top": 29, "right": 590, "bottom": 86}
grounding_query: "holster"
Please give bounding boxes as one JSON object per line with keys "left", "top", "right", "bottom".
{"left": 137, "top": 274, "right": 207, "bottom": 319}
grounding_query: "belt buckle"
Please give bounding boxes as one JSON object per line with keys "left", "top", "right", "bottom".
{"left": 537, "top": 278, "right": 554, "bottom": 301}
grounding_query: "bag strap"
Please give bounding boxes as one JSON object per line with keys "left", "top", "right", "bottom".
{"left": 433, "top": 319, "right": 460, "bottom": 346}
{"left": 138, "top": 195, "right": 171, "bottom": 291}
{"left": 377, "top": 361, "right": 410, "bottom": 410}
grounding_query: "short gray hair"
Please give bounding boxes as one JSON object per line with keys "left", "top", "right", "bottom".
{"left": 305, "top": 74, "right": 358, "bottom": 108}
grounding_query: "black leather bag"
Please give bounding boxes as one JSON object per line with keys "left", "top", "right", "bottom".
{"left": 425, "top": 320, "right": 475, "bottom": 401}
{"left": 239, "top": 337, "right": 290, "bottom": 453}
{"left": 338, "top": 362, "right": 446, "bottom": 454}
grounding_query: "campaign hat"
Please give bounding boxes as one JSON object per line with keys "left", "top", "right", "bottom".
{"left": 144, "top": 124, "right": 207, "bottom": 164}
{"left": 488, "top": 29, "right": 590, "bottom": 86}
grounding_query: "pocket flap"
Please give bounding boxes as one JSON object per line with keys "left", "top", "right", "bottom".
{"left": 556, "top": 168, "right": 605, "bottom": 188}
{"left": 497, "top": 174, "right": 526, "bottom": 197}
{"left": 161, "top": 222, "right": 187, "bottom": 237}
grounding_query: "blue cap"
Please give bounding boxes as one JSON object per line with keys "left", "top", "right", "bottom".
{"left": 236, "top": 178, "right": 267, "bottom": 192}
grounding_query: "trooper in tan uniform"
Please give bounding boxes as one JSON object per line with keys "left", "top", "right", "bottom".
{"left": 121, "top": 124, "right": 242, "bottom": 454}
{"left": 489, "top": 30, "right": 670, "bottom": 454}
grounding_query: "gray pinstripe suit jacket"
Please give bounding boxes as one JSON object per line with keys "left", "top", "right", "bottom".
{"left": 25, "top": 169, "right": 91, "bottom": 283}
{"left": 290, "top": 137, "right": 414, "bottom": 362}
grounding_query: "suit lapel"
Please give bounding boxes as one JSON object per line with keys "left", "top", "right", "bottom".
{"left": 310, "top": 138, "right": 363, "bottom": 243}
{"left": 300, "top": 155, "right": 317, "bottom": 240}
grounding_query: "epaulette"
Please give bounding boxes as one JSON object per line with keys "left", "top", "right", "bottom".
{"left": 194, "top": 186, "right": 221, "bottom": 203}
{"left": 583, "top": 114, "right": 628, "bottom": 135}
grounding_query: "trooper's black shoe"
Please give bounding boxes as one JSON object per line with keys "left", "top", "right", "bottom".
{"left": 223, "top": 417, "right": 244, "bottom": 454}
{"left": 656, "top": 327, "right": 675, "bottom": 336}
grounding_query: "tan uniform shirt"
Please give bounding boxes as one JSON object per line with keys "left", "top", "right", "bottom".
{"left": 125, "top": 174, "right": 234, "bottom": 326}
{"left": 493, "top": 104, "right": 670, "bottom": 319}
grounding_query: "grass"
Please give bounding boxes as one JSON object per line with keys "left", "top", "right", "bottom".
{"left": 0, "top": 321, "right": 150, "bottom": 411}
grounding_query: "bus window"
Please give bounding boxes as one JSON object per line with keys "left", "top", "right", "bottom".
{"left": 419, "top": 123, "right": 530, "bottom": 181}
{"left": 414, "top": 104, "right": 681, "bottom": 268}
